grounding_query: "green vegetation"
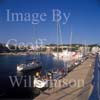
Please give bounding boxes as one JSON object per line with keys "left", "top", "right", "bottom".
{"left": 0, "top": 43, "right": 99, "bottom": 53}
{"left": 0, "top": 43, "right": 27, "bottom": 53}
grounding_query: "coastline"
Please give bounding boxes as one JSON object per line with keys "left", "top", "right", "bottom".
{"left": 0, "top": 52, "right": 49, "bottom": 56}
{"left": 0, "top": 52, "right": 29, "bottom": 56}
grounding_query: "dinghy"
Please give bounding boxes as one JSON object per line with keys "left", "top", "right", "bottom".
{"left": 34, "top": 77, "right": 48, "bottom": 89}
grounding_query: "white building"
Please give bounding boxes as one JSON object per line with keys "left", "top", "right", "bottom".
{"left": 91, "top": 46, "right": 99, "bottom": 54}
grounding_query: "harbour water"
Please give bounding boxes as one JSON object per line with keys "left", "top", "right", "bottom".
{"left": 0, "top": 54, "right": 99, "bottom": 99}
{"left": 0, "top": 54, "right": 64, "bottom": 99}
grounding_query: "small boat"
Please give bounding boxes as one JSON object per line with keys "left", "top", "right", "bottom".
{"left": 52, "top": 67, "right": 67, "bottom": 79}
{"left": 74, "top": 61, "right": 80, "bottom": 66}
{"left": 17, "top": 60, "right": 42, "bottom": 72}
{"left": 33, "top": 71, "right": 62, "bottom": 89}
{"left": 52, "top": 71, "right": 63, "bottom": 79}
{"left": 33, "top": 67, "right": 67, "bottom": 89}
{"left": 34, "top": 77, "right": 48, "bottom": 89}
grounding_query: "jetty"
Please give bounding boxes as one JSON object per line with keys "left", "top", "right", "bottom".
{"left": 34, "top": 55, "right": 95, "bottom": 100}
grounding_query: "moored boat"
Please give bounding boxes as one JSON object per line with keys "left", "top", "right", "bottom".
{"left": 33, "top": 77, "right": 48, "bottom": 89}
{"left": 17, "top": 59, "right": 42, "bottom": 72}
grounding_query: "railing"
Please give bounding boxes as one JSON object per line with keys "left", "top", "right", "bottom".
{"left": 89, "top": 53, "right": 100, "bottom": 100}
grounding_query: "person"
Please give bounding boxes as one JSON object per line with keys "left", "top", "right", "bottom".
{"left": 47, "top": 71, "right": 53, "bottom": 80}
{"left": 47, "top": 71, "right": 53, "bottom": 89}
{"left": 35, "top": 71, "right": 40, "bottom": 78}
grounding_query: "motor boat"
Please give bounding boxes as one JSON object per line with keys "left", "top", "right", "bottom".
{"left": 17, "top": 60, "right": 42, "bottom": 72}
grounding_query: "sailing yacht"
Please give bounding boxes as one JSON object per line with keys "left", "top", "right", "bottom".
{"left": 33, "top": 21, "right": 67, "bottom": 89}
{"left": 52, "top": 24, "right": 85, "bottom": 71}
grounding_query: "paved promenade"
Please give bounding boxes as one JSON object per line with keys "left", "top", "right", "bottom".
{"left": 34, "top": 56, "right": 94, "bottom": 100}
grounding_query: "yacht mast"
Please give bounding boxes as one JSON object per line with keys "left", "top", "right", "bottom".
{"left": 84, "top": 40, "right": 87, "bottom": 55}
{"left": 58, "top": 23, "right": 63, "bottom": 52}
{"left": 56, "top": 20, "right": 59, "bottom": 60}
{"left": 69, "top": 28, "right": 72, "bottom": 51}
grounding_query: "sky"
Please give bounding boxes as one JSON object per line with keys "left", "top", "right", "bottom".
{"left": 0, "top": 0, "right": 100, "bottom": 45}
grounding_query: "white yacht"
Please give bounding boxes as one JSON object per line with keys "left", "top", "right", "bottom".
{"left": 17, "top": 60, "right": 42, "bottom": 72}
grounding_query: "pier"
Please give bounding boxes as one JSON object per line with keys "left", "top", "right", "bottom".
{"left": 34, "top": 55, "right": 95, "bottom": 100}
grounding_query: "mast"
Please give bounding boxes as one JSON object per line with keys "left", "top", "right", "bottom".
{"left": 56, "top": 20, "right": 59, "bottom": 60}
{"left": 56, "top": 21, "right": 64, "bottom": 59}
{"left": 69, "top": 28, "right": 72, "bottom": 51}
{"left": 34, "top": 25, "right": 38, "bottom": 56}
{"left": 69, "top": 27, "right": 73, "bottom": 65}
{"left": 84, "top": 40, "right": 87, "bottom": 55}
{"left": 58, "top": 23, "right": 63, "bottom": 52}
